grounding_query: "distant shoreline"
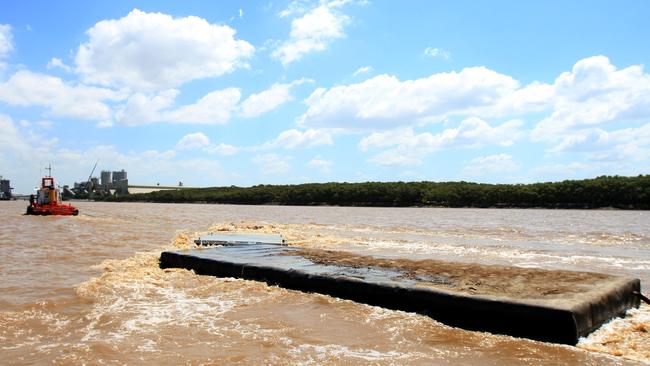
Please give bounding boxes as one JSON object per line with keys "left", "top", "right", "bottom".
{"left": 89, "top": 200, "right": 636, "bottom": 210}
{"left": 102, "top": 175, "right": 650, "bottom": 210}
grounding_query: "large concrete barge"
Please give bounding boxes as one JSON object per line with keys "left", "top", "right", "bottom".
{"left": 160, "top": 233, "right": 640, "bottom": 345}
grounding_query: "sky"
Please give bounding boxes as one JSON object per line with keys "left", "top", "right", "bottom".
{"left": 1, "top": 0, "right": 649, "bottom": 193}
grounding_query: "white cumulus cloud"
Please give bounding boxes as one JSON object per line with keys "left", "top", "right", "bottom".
{"left": 532, "top": 56, "right": 650, "bottom": 141}
{"left": 0, "top": 115, "right": 30, "bottom": 161}
{"left": 353, "top": 66, "right": 373, "bottom": 76}
{"left": 301, "top": 57, "right": 650, "bottom": 133}
{"left": 176, "top": 132, "right": 211, "bottom": 150}
{"left": 0, "top": 24, "right": 13, "bottom": 58}
{"left": 461, "top": 154, "right": 519, "bottom": 178}
{"left": 273, "top": 3, "right": 349, "bottom": 66}
{"left": 175, "top": 128, "right": 332, "bottom": 155}
{"left": 176, "top": 132, "right": 240, "bottom": 156}
{"left": 46, "top": 57, "right": 73, "bottom": 72}
{"left": 361, "top": 118, "right": 524, "bottom": 166}
{"left": 0, "top": 70, "right": 125, "bottom": 122}
{"left": 116, "top": 88, "right": 242, "bottom": 125}
{"left": 269, "top": 128, "right": 333, "bottom": 149}
{"left": 163, "top": 88, "right": 241, "bottom": 124}
{"left": 206, "top": 143, "right": 240, "bottom": 156}
{"left": 548, "top": 123, "right": 650, "bottom": 162}
{"left": 278, "top": 0, "right": 310, "bottom": 18}
{"left": 238, "top": 79, "right": 310, "bottom": 118}
{"left": 115, "top": 89, "right": 179, "bottom": 125}
{"left": 300, "top": 68, "right": 520, "bottom": 130}
{"left": 301, "top": 55, "right": 650, "bottom": 166}
{"left": 115, "top": 80, "right": 309, "bottom": 125}
{"left": 75, "top": 9, "right": 254, "bottom": 91}
{"left": 253, "top": 154, "right": 291, "bottom": 175}
{"left": 424, "top": 47, "right": 450, "bottom": 59}
{"left": 307, "top": 156, "right": 333, "bottom": 172}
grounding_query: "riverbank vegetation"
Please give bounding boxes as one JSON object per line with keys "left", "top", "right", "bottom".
{"left": 105, "top": 175, "right": 650, "bottom": 209}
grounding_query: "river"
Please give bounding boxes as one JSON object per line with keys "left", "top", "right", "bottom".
{"left": 1, "top": 200, "right": 648, "bottom": 364}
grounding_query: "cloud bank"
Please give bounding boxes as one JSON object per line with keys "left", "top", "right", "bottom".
{"left": 75, "top": 9, "right": 254, "bottom": 91}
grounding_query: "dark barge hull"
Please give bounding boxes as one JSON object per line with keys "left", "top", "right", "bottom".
{"left": 160, "top": 243, "right": 640, "bottom": 345}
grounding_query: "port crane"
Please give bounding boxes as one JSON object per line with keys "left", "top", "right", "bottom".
{"left": 86, "top": 159, "right": 99, "bottom": 193}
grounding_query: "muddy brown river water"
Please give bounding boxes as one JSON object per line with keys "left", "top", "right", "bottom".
{"left": 1, "top": 200, "right": 649, "bottom": 364}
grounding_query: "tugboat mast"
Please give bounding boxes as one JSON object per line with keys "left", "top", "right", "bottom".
{"left": 45, "top": 164, "right": 52, "bottom": 177}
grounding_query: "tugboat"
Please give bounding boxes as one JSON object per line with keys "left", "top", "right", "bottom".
{"left": 26, "top": 165, "right": 79, "bottom": 216}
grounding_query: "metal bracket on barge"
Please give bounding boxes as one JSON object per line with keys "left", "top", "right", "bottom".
{"left": 194, "top": 233, "right": 285, "bottom": 246}
{"left": 160, "top": 234, "right": 641, "bottom": 345}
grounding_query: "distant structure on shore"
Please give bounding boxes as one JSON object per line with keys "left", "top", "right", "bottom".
{"left": 112, "top": 169, "right": 127, "bottom": 182}
{"left": 0, "top": 176, "right": 12, "bottom": 200}
{"left": 69, "top": 168, "right": 193, "bottom": 198}
{"left": 100, "top": 170, "right": 111, "bottom": 187}
{"left": 71, "top": 169, "right": 130, "bottom": 197}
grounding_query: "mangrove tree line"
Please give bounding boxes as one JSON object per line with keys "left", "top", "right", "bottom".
{"left": 104, "top": 175, "right": 650, "bottom": 209}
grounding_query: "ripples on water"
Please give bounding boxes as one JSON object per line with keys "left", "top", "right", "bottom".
{"left": 0, "top": 201, "right": 649, "bottom": 364}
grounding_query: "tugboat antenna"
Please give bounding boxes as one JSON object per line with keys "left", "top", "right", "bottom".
{"left": 45, "top": 164, "right": 52, "bottom": 177}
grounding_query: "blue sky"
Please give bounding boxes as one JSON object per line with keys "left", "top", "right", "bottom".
{"left": 1, "top": 0, "right": 649, "bottom": 193}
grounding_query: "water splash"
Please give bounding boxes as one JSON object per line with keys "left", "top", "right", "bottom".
{"left": 578, "top": 304, "right": 650, "bottom": 364}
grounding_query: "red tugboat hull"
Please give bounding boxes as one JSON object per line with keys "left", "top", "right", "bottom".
{"left": 27, "top": 170, "right": 80, "bottom": 216}
{"left": 26, "top": 203, "right": 79, "bottom": 216}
